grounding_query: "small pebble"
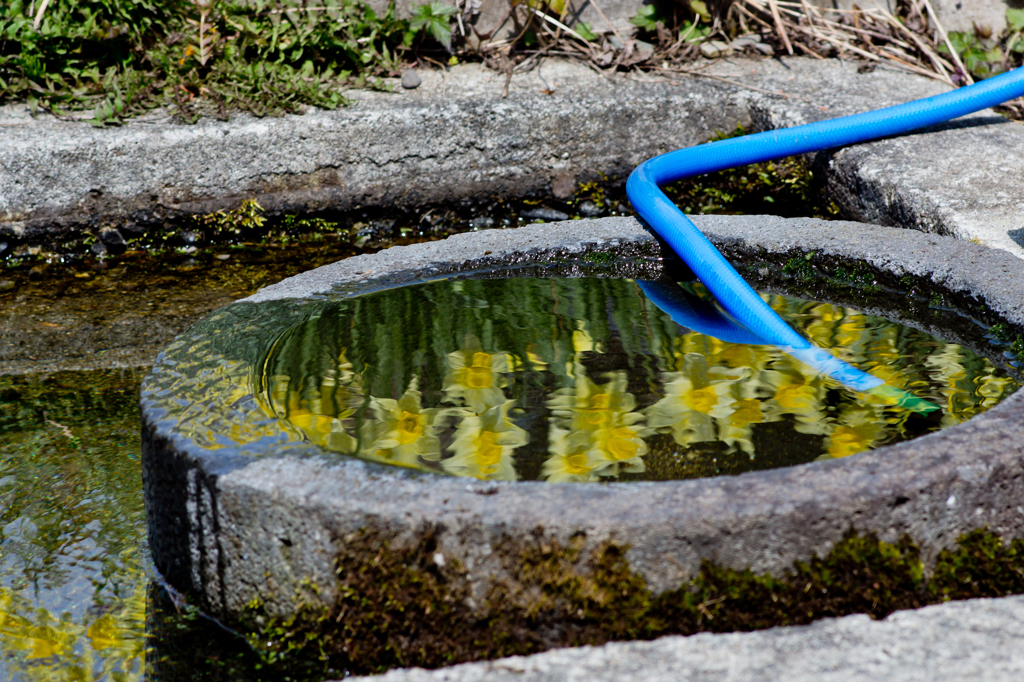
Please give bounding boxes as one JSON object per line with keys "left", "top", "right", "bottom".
{"left": 754, "top": 42, "right": 775, "bottom": 56}
{"left": 578, "top": 200, "right": 604, "bottom": 218}
{"left": 99, "top": 227, "right": 126, "bottom": 247}
{"left": 401, "top": 70, "right": 422, "bottom": 89}
{"left": 215, "top": 254, "right": 231, "bottom": 261}
{"left": 0, "top": 280, "right": 14, "bottom": 293}
{"left": 730, "top": 35, "right": 760, "bottom": 49}
{"left": 469, "top": 216, "right": 495, "bottom": 229}
{"left": 700, "top": 40, "right": 734, "bottom": 59}
{"left": 521, "top": 207, "right": 570, "bottom": 222}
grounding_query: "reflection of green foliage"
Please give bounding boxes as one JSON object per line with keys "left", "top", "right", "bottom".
{"left": 0, "top": 369, "right": 147, "bottom": 680}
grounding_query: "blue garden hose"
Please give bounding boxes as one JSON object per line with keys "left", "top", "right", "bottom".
{"left": 627, "top": 66, "right": 1024, "bottom": 409}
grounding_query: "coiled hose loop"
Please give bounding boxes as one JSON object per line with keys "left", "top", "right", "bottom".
{"left": 627, "top": 67, "right": 1024, "bottom": 405}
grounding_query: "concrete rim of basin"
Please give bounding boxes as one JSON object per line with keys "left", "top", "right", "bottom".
{"left": 141, "top": 213, "right": 1024, "bottom": 639}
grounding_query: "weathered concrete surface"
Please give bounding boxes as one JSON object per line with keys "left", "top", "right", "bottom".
{"left": 143, "top": 215, "right": 1024, "bottom": 634}
{"left": 372, "top": 0, "right": 645, "bottom": 38}
{"left": 817, "top": 0, "right": 1020, "bottom": 34}
{"left": 919, "top": 0, "right": 1021, "bottom": 34}
{"left": 4, "top": 58, "right": 1024, "bottom": 258}
{"left": 0, "top": 59, "right": 749, "bottom": 245}
{"left": 350, "top": 595, "right": 1024, "bottom": 682}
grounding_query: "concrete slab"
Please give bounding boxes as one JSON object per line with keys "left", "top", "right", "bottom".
{"left": 3, "top": 58, "right": 1023, "bottom": 260}
{"left": 349, "top": 594, "right": 1024, "bottom": 682}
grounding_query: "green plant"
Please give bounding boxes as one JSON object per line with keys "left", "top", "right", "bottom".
{"left": 185, "top": 0, "right": 217, "bottom": 67}
{"left": 1008, "top": 8, "right": 1024, "bottom": 54}
{"left": 938, "top": 31, "right": 1004, "bottom": 79}
{"left": 629, "top": 5, "right": 660, "bottom": 32}
{"left": 0, "top": 0, "right": 414, "bottom": 123}
{"left": 782, "top": 252, "right": 815, "bottom": 280}
{"left": 410, "top": 1, "right": 457, "bottom": 51}
{"left": 574, "top": 22, "right": 598, "bottom": 42}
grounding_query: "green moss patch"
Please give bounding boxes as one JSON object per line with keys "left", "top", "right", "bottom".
{"left": 240, "top": 526, "right": 1024, "bottom": 679}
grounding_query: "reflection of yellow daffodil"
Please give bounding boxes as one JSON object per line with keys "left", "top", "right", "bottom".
{"left": 360, "top": 377, "right": 444, "bottom": 469}
{"left": 86, "top": 614, "right": 120, "bottom": 651}
{"left": 548, "top": 366, "right": 649, "bottom": 477}
{"left": 442, "top": 401, "right": 528, "bottom": 480}
{"left": 542, "top": 427, "right": 603, "bottom": 482}
{"left": 443, "top": 338, "right": 513, "bottom": 413}
{"left": 720, "top": 397, "right": 763, "bottom": 456}
{"left": 646, "top": 353, "right": 745, "bottom": 449}
{"left": 823, "top": 404, "right": 885, "bottom": 458}
{"left": 762, "top": 367, "right": 828, "bottom": 435}
{"left": 269, "top": 352, "right": 365, "bottom": 454}
{"left": 924, "top": 345, "right": 987, "bottom": 427}
{"left": 0, "top": 578, "right": 147, "bottom": 678}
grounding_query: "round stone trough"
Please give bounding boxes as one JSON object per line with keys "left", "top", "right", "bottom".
{"left": 141, "top": 214, "right": 1024, "bottom": 657}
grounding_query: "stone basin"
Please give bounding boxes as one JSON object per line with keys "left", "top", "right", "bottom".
{"left": 141, "top": 214, "right": 1024, "bottom": 660}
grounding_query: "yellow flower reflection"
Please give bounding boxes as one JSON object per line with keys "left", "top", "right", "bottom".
{"left": 542, "top": 427, "right": 603, "bottom": 482}
{"left": 442, "top": 401, "right": 528, "bottom": 480}
{"left": 443, "top": 339, "right": 513, "bottom": 413}
{"left": 823, "top": 404, "right": 885, "bottom": 459}
{"left": 268, "top": 352, "right": 364, "bottom": 454}
{"left": 762, "top": 365, "right": 828, "bottom": 436}
{"left": 720, "top": 397, "right": 763, "bottom": 456}
{"left": 646, "top": 353, "right": 746, "bottom": 449}
{"left": 0, "top": 577, "right": 147, "bottom": 678}
{"left": 547, "top": 366, "right": 649, "bottom": 477}
{"left": 360, "top": 377, "right": 445, "bottom": 469}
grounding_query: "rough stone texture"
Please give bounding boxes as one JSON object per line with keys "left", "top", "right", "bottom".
{"left": 382, "top": 0, "right": 1019, "bottom": 35}
{"left": 810, "top": 0, "right": 1019, "bottom": 33}
{"left": 926, "top": 0, "right": 1022, "bottom": 34}
{"left": 368, "top": 0, "right": 646, "bottom": 37}
{"left": 348, "top": 595, "right": 1024, "bottom": 682}
{"left": 3, "top": 58, "right": 1024, "bottom": 259}
{"left": 0, "top": 60, "right": 748, "bottom": 245}
{"left": 143, "top": 216, "right": 1024, "bottom": 630}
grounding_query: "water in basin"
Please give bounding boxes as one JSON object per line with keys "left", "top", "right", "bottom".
{"left": 258, "top": 276, "right": 1017, "bottom": 481}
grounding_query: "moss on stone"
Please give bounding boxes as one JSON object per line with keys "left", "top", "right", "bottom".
{"left": 932, "top": 529, "right": 1024, "bottom": 600}
{"left": 241, "top": 526, "right": 1024, "bottom": 678}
